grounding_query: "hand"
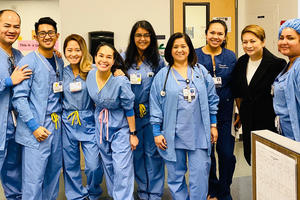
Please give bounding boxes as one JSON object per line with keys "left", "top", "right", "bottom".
{"left": 130, "top": 135, "right": 139, "bottom": 150}
{"left": 154, "top": 135, "right": 167, "bottom": 150}
{"left": 54, "top": 49, "right": 62, "bottom": 58}
{"left": 211, "top": 127, "right": 218, "bottom": 144}
{"left": 113, "top": 69, "right": 125, "bottom": 77}
{"left": 233, "top": 114, "right": 242, "bottom": 130}
{"left": 11, "top": 64, "right": 32, "bottom": 85}
{"left": 32, "top": 126, "right": 51, "bottom": 142}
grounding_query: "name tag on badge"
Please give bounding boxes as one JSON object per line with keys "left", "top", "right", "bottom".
{"left": 130, "top": 73, "right": 142, "bottom": 84}
{"left": 183, "top": 88, "right": 189, "bottom": 101}
{"left": 147, "top": 72, "right": 154, "bottom": 77}
{"left": 212, "top": 77, "right": 222, "bottom": 88}
{"left": 70, "top": 81, "right": 82, "bottom": 92}
{"left": 53, "top": 81, "right": 63, "bottom": 93}
{"left": 190, "top": 88, "right": 196, "bottom": 100}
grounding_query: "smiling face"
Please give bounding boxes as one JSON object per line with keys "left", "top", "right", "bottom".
{"left": 278, "top": 28, "right": 300, "bottom": 59}
{"left": 94, "top": 45, "right": 115, "bottom": 73}
{"left": 65, "top": 40, "right": 82, "bottom": 65}
{"left": 134, "top": 27, "right": 151, "bottom": 53}
{"left": 242, "top": 32, "right": 265, "bottom": 60}
{"left": 171, "top": 37, "right": 190, "bottom": 64}
{"left": 0, "top": 11, "right": 21, "bottom": 47}
{"left": 35, "top": 24, "right": 59, "bottom": 51}
{"left": 206, "top": 22, "right": 226, "bottom": 48}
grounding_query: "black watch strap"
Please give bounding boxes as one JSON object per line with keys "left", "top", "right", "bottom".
{"left": 130, "top": 130, "right": 137, "bottom": 135}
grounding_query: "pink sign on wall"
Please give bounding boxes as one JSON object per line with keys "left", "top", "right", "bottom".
{"left": 18, "top": 40, "right": 59, "bottom": 51}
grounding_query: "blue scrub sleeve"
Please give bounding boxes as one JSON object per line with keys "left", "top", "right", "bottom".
{"left": 12, "top": 58, "right": 35, "bottom": 123}
{"left": 5, "top": 78, "right": 13, "bottom": 87}
{"left": 26, "top": 118, "right": 40, "bottom": 132}
{"left": 125, "top": 109, "right": 134, "bottom": 117}
{"left": 149, "top": 72, "right": 164, "bottom": 125}
{"left": 152, "top": 124, "right": 161, "bottom": 136}
{"left": 119, "top": 77, "right": 135, "bottom": 111}
{"left": 210, "top": 114, "right": 217, "bottom": 124}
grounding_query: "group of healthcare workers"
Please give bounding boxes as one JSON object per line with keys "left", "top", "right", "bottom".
{"left": 1, "top": 7, "right": 300, "bottom": 200}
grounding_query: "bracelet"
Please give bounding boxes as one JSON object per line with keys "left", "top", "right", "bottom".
{"left": 210, "top": 123, "right": 217, "bottom": 128}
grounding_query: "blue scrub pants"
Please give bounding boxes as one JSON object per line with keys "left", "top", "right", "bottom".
{"left": 62, "top": 132, "right": 103, "bottom": 200}
{"left": 21, "top": 116, "right": 62, "bottom": 200}
{"left": 208, "top": 120, "right": 236, "bottom": 200}
{"left": 99, "top": 127, "right": 134, "bottom": 200}
{"left": 0, "top": 138, "right": 22, "bottom": 200}
{"left": 134, "top": 121, "right": 164, "bottom": 200}
{"left": 165, "top": 148, "right": 210, "bottom": 200}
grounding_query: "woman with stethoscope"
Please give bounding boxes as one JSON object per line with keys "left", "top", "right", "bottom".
{"left": 122, "top": 20, "right": 165, "bottom": 200}
{"left": 195, "top": 19, "right": 237, "bottom": 200}
{"left": 150, "top": 32, "right": 219, "bottom": 200}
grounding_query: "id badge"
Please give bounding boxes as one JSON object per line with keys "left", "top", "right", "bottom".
{"left": 212, "top": 77, "right": 222, "bottom": 88}
{"left": 53, "top": 81, "right": 63, "bottom": 93}
{"left": 70, "top": 81, "right": 82, "bottom": 92}
{"left": 183, "top": 88, "right": 189, "bottom": 101}
{"left": 130, "top": 73, "right": 142, "bottom": 84}
{"left": 190, "top": 88, "right": 196, "bottom": 100}
{"left": 147, "top": 72, "right": 154, "bottom": 77}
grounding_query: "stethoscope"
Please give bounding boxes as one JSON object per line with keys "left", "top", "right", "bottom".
{"left": 160, "top": 66, "right": 171, "bottom": 97}
{"left": 160, "top": 64, "right": 200, "bottom": 97}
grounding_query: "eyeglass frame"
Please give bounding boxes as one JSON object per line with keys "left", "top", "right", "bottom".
{"left": 134, "top": 33, "right": 151, "bottom": 39}
{"left": 36, "top": 31, "right": 57, "bottom": 38}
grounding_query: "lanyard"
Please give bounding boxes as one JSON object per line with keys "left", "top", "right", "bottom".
{"left": 35, "top": 51, "right": 59, "bottom": 78}
{"left": 212, "top": 65, "right": 217, "bottom": 77}
{"left": 171, "top": 67, "right": 194, "bottom": 86}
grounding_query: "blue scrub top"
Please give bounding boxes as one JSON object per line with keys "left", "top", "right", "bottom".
{"left": 195, "top": 47, "right": 236, "bottom": 121}
{"left": 121, "top": 53, "right": 165, "bottom": 127}
{"left": 62, "top": 65, "right": 94, "bottom": 112}
{"left": 86, "top": 69, "right": 135, "bottom": 144}
{"left": 172, "top": 67, "right": 207, "bottom": 150}
{"left": 45, "top": 55, "right": 62, "bottom": 115}
{"left": 273, "top": 69, "right": 294, "bottom": 140}
{"left": 0, "top": 47, "right": 23, "bottom": 145}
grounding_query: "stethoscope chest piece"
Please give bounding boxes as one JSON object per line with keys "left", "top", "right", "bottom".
{"left": 160, "top": 90, "right": 166, "bottom": 97}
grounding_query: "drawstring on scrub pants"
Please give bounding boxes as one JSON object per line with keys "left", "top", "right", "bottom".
{"left": 51, "top": 112, "right": 60, "bottom": 130}
{"left": 138, "top": 104, "right": 146, "bottom": 118}
{"left": 98, "top": 108, "right": 109, "bottom": 144}
{"left": 67, "top": 110, "right": 82, "bottom": 126}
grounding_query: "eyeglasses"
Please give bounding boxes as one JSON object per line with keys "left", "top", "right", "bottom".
{"left": 37, "top": 31, "right": 56, "bottom": 38}
{"left": 135, "top": 33, "right": 151, "bottom": 38}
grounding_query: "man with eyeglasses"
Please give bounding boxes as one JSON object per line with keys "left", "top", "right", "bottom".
{"left": 0, "top": 9, "right": 32, "bottom": 200}
{"left": 12, "top": 17, "right": 64, "bottom": 200}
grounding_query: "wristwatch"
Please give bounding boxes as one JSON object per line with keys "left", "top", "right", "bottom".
{"left": 130, "top": 130, "right": 137, "bottom": 135}
{"left": 210, "top": 123, "right": 217, "bottom": 128}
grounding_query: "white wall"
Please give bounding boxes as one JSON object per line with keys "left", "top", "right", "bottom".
{"left": 1, "top": 0, "right": 170, "bottom": 56}
{"left": 1, "top": 0, "right": 60, "bottom": 53}
{"left": 237, "top": 0, "right": 298, "bottom": 58}
{"left": 59, "top": 0, "right": 170, "bottom": 53}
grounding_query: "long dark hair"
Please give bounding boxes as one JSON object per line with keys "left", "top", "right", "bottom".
{"left": 205, "top": 19, "right": 228, "bottom": 48}
{"left": 164, "top": 32, "right": 197, "bottom": 67}
{"left": 94, "top": 42, "right": 128, "bottom": 78}
{"left": 124, "top": 20, "right": 160, "bottom": 70}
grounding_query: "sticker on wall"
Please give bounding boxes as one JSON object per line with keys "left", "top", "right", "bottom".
{"left": 213, "top": 17, "right": 231, "bottom": 32}
{"left": 186, "top": 26, "right": 194, "bottom": 39}
{"left": 18, "top": 40, "right": 59, "bottom": 51}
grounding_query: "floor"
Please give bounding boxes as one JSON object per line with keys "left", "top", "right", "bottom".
{"left": 0, "top": 141, "right": 252, "bottom": 200}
